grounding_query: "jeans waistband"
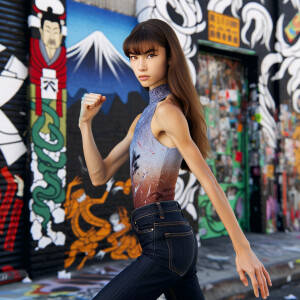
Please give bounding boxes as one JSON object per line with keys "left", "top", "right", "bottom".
{"left": 131, "top": 200, "right": 182, "bottom": 222}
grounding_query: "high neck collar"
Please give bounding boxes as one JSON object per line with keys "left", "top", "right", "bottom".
{"left": 149, "top": 83, "right": 171, "bottom": 105}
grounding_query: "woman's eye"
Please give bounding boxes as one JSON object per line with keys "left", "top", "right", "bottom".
{"left": 147, "top": 53, "right": 155, "bottom": 58}
{"left": 129, "top": 56, "right": 137, "bottom": 60}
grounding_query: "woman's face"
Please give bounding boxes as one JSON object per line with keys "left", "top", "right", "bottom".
{"left": 129, "top": 42, "right": 168, "bottom": 90}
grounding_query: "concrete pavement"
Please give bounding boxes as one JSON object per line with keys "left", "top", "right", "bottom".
{"left": 197, "top": 231, "right": 300, "bottom": 300}
{"left": 0, "top": 232, "right": 299, "bottom": 299}
{"left": 246, "top": 279, "right": 300, "bottom": 300}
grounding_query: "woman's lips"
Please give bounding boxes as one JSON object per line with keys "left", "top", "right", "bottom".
{"left": 139, "top": 76, "right": 150, "bottom": 81}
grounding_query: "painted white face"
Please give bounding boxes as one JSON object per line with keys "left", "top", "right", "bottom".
{"left": 76, "top": 193, "right": 86, "bottom": 203}
{"left": 109, "top": 213, "right": 120, "bottom": 225}
{"left": 129, "top": 42, "right": 168, "bottom": 90}
{"left": 40, "top": 20, "right": 62, "bottom": 49}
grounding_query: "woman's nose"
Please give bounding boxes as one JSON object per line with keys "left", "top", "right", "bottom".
{"left": 138, "top": 59, "right": 146, "bottom": 71}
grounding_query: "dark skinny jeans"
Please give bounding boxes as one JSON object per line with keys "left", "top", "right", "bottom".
{"left": 93, "top": 200, "right": 205, "bottom": 300}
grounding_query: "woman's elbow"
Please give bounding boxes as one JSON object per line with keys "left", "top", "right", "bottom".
{"left": 90, "top": 174, "right": 107, "bottom": 186}
{"left": 91, "top": 180, "right": 103, "bottom": 186}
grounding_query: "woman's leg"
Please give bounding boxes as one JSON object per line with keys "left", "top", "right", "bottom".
{"left": 163, "top": 266, "right": 205, "bottom": 300}
{"left": 93, "top": 254, "right": 179, "bottom": 300}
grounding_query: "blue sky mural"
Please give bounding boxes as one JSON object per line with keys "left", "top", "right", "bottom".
{"left": 66, "top": 0, "right": 146, "bottom": 113}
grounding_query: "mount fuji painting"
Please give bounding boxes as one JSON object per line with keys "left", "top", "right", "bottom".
{"left": 64, "top": 1, "right": 149, "bottom": 269}
{"left": 66, "top": 0, "right": 146, "bottom": 114}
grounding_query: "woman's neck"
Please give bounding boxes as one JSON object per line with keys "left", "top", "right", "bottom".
{"left": 149, "top": 83, "right": 171, "bottom": 104}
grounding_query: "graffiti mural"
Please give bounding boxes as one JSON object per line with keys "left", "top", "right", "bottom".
{"left": 95, "top": 206, "right": 142, "bottom": 261}
{"left": 175, "top": 170, "right": 199, "bottom": 221}
{"left": 0, "top": 166, "right": 26, "bottom": 282}
{"left": 0, "top": 167, "right": 24, "bottom": 252}
{"left": 65, "top": 0, "right": 144, "bottom": 270}
{"left": 28, "top": 0, "right": 67, "bottom": 251}
{"left": 64, "top": 177, "right": 141, "bottom": 270}
{"left": 0, "top": 5, "right": 28, "bottom": 281}
{"left": 260, "top": 2, "right": 300, "bottom": 232}
{"left": 0, "top": 45, "right": 27, "bottom": 166}
{"left": 134, "top": 0, "right": 300, "bottom": 236}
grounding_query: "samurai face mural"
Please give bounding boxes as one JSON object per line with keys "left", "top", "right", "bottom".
{"left": 39, "top": 8, "right": 63, "bottom": 61}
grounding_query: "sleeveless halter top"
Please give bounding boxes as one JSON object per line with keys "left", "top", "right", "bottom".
{"left": 130, "top": 83, "right": 183, "bottom": 209}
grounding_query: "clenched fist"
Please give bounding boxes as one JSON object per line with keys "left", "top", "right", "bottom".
{"left": 79, "top": 93, "right": 106, "bottom": 124}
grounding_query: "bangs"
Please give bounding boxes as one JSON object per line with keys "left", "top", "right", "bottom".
{"left": 123, "top": 25, "right": 164, "bottom": 57}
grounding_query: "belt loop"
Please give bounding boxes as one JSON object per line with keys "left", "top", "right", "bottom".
{"left": 156, "top": 202, "right": 164, "bottom": 219}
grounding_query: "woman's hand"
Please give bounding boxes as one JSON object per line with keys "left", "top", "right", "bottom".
{"left": 79, "top": 93, "right": 106, "bottom": 124}
{"left": 235, "top": 247, "right": 272, "bottom": 299}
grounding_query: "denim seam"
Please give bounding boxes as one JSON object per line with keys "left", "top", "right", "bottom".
{"left": 134, "top": 226, "right": 154, "bottom": 234}
{"left": 133, "top": 215, "right": 155, "bottom": 234}
{"left": 134, "top": 212, "right": 158, "bottom": 221}
{"left": 154, "top": 221, "right": 189, "bottom": 227}
{"left": 165, "top": 236, "right": 184, "bottom": 276}
{"left": 165, "top": 230, "right": 193, "bottom": 237}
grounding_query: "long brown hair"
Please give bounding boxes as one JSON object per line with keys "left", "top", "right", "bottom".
{"left": 123, "top": 19, "right": 211, "bottom": 171}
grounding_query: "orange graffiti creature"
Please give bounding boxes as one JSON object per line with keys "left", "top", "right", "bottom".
{"left": 112, "top": 178, "right": 131, "bottom": 195}
{"left": 96, "top": 207, "right": 141, "bottom": 260}
{"left": 64, "top": 176, "right": 114, "bottom": 270}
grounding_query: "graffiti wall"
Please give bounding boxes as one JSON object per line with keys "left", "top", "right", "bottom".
{"left": 1, "top": 0, "right": 299, "bottom": 282}
{"left": 65, "top": 0, "right": 145, "bottom": 272}
{"left": 0, "top": 0, "right": 28, "bottom": 283}
{"left": 28, "top": 0, "right": 68, "bottom": 277}
{"left": 276, "top": 3, "right": 300, "bottom": 232}
{"left": 136, "top": 0, "right": 300, "bottom": 236}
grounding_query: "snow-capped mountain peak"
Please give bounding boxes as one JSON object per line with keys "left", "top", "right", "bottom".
{"left": 67, "top": 31, "right": 131, "bottom": 82}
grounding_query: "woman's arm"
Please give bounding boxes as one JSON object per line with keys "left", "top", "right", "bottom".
{"left": 155, "top": 102, "right": 272, "bottom": 299}
{"left": 79, "top": 92, "right": 140, "bottom": 186}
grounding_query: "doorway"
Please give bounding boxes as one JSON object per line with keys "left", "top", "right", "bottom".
{"left": 196, "top": 51, "right": 251, "bottom": 239}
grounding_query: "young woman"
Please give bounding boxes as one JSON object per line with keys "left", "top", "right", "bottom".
{"left": 79, "top": 19, "right": 272, "bottom": 300}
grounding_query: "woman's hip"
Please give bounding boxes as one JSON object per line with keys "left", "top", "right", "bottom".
{"left": 131, "top": 201, "right": 197, "bottom": 276}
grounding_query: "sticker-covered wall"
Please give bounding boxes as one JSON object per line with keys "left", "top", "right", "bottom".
{"left": 196, "top": 53, "right": 249, "bottom": 238}
{"left": 276, "top": 2, "right": 300, "bottom": 232}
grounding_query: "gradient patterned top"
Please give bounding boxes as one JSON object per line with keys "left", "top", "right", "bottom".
{"left": 130, "top": 83, "right": 183, "bottom": 209}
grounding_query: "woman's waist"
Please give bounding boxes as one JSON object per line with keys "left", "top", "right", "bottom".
{"left": 132, "top": 188, "right": 176, "bottom": 209}
{"left": 131, "top": 200, "right": 193, "bottom": 243}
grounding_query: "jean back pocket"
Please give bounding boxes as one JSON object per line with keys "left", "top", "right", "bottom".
{"left": 165, "top": 229, "right": 195, "bottom": 276}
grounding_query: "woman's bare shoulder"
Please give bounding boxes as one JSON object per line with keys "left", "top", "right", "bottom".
{"left": 156, "top": 94, "right": 183, "bottom": 117}
{"left": 133, "top": 113, "right": 142, "bottom": 123}
{"left": 153, "top": 95, "right": 188, "bottom": 136}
